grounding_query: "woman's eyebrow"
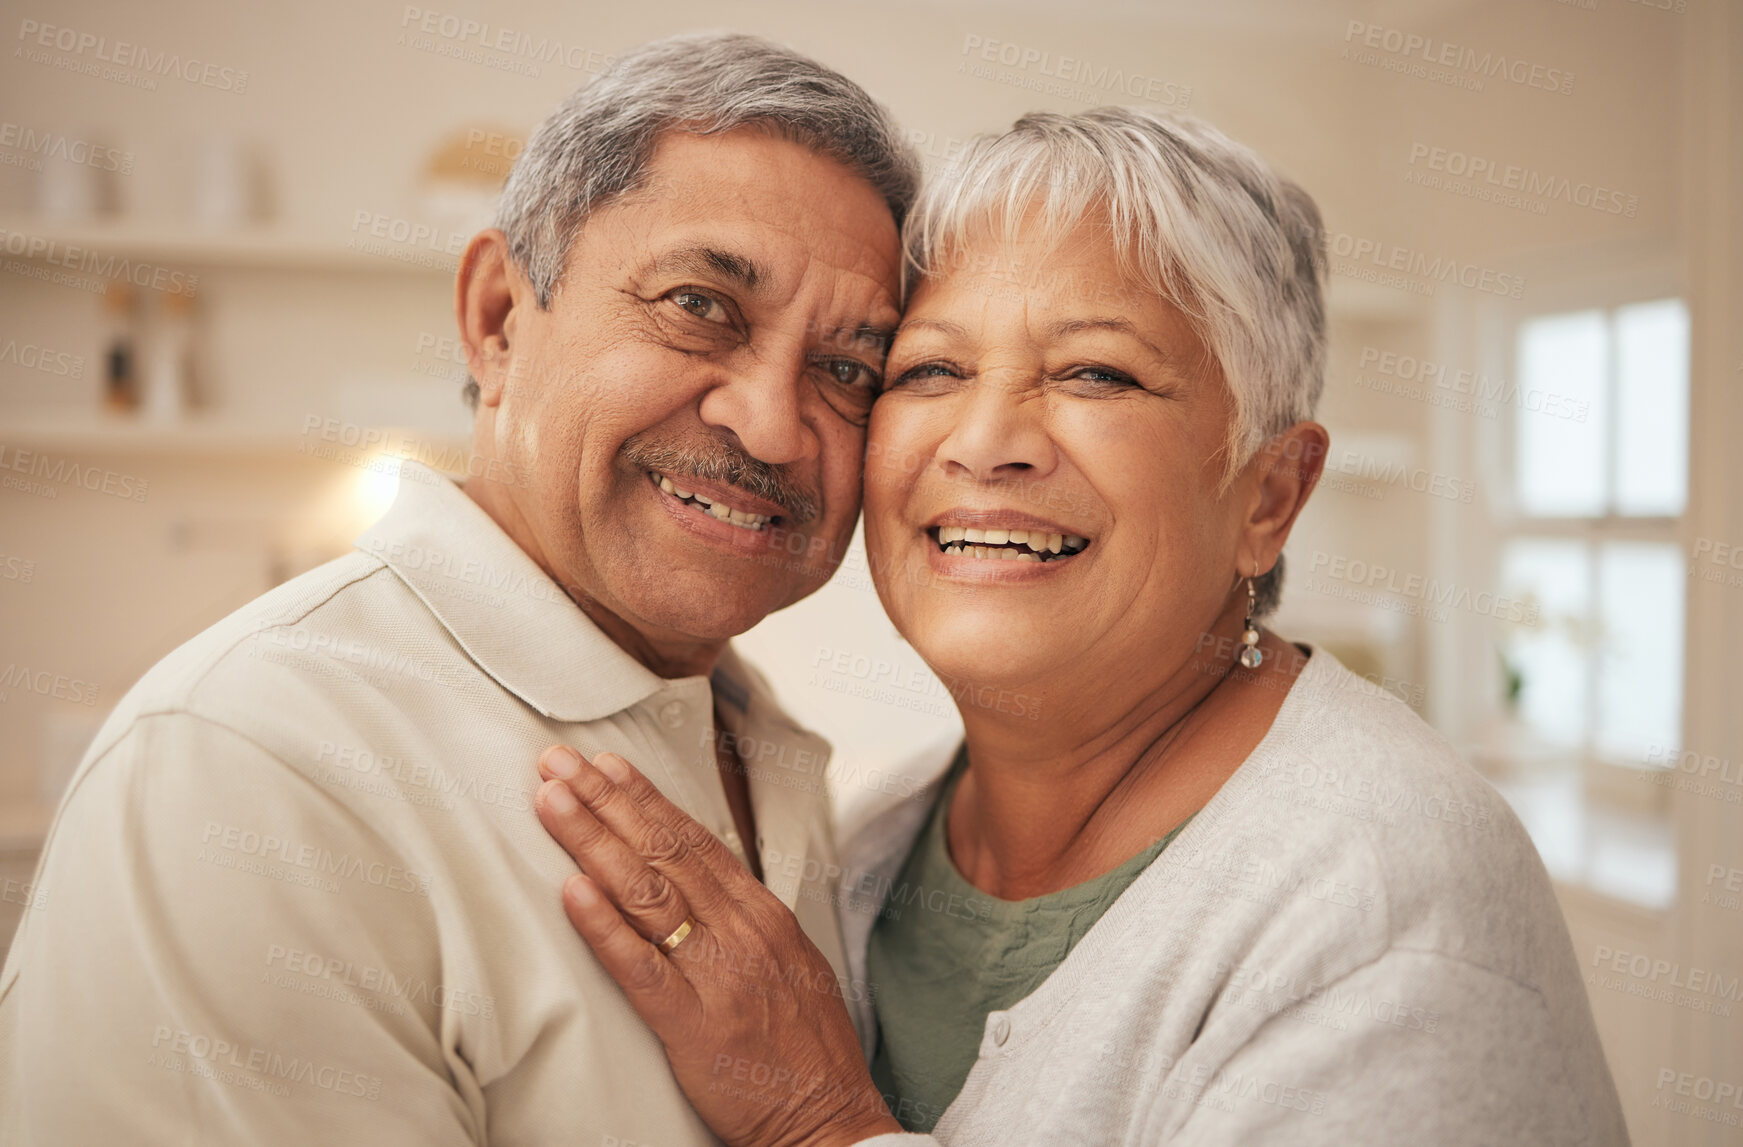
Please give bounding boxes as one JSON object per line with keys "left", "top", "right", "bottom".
{"left": 894, "top": 317, "right": 970, "bottom": 339}
{"left": 1044, "top": 316, "right": 1170, "bottom": 362}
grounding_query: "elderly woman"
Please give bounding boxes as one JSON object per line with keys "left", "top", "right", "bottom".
{"left": 530, "top": 108, "right": 1627, "bottom": 1146}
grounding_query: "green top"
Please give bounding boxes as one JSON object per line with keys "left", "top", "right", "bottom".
{"left": 866, "top": 755, "right": 1195, "bottom": 1132}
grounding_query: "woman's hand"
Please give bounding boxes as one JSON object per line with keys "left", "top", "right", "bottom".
{"left": 533, "top": 745, "right": 902, "bottom": 1147}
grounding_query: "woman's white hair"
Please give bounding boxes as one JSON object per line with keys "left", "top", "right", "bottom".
{"left": 902, "top": 107, "right": 1328, "bottom": 614}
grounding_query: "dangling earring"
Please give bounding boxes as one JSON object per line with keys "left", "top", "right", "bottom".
{"left": 1240, "top": 570, "right": 1263, "bottom": 669}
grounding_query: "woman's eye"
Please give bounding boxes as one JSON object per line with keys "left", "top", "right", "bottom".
{"left": 1069, "top": 365, "right": 1138, "bottom": 386}
{"left": 890, "top": 362, "right": 959, "bottom": 387}
{"left": 669, "top": 291, "right": 729, "bottom": 324}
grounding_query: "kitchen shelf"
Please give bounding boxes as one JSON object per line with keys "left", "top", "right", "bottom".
{"left": 0, "top": 215, "right": 455, "bottom": 275}
{"left": 0, "top": 216, "right": 1432, "bottom": 315}
{"left": 0, "top": 414, "right": 466, "bottom": 457}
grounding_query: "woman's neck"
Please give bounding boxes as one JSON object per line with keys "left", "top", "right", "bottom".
{"left": 946, "top": 617, "right": 1302, "bottom": 900}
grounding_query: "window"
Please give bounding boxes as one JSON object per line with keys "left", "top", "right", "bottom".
{"left": 1499, "top": 299, "right": 1689, "bottom": 768}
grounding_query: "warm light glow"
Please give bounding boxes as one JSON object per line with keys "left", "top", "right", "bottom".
{"left": 352, "top": 455, "right": 403, "bottom": 524}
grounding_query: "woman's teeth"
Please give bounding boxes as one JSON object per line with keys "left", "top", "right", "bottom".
{"left": 933, "top": 526, "right": 1088, "bottom": 562}
{"left": 652, "top": 472, "right": 770, "bottom": 531}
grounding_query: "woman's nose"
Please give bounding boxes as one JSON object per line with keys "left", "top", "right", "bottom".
{"left": 934, "top": 376, "right": 1057, "bottom": 484}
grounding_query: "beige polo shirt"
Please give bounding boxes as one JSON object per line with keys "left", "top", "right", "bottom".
{"left": 0, "top": 461, "right": 850, "bottom": 1146}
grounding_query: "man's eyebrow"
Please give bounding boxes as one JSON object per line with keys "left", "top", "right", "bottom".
{"left": 822, "top": 322, "right": 898, "bottom": 356}
{"left": 652, "top": 245, "right": 770, "bottom": 291}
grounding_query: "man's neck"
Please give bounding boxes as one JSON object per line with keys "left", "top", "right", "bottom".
{"left": 464, "top": 476, "right": 726, "bottom": 680}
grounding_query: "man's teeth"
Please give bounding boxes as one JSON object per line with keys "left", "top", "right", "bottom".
{"left": 654, "top": 473, "right": 770, "bottom": 531}
{"left": 934, "top": 526, "right": 1088, "bottom": 562}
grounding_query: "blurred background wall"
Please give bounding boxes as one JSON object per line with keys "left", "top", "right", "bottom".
{"left": 1, "top": 0, "right": 1738, "bottom": 1141}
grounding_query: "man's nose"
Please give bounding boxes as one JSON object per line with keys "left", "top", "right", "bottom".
{"left": 696, "top": 349, "right": 820, "bottom": 467}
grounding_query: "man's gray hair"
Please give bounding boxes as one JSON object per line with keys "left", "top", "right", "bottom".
{"left": 465, "top": 32, "right": 919, "bottom": 408}
{"left": 901, "top": 107, "right": 1328, "bottom": 615}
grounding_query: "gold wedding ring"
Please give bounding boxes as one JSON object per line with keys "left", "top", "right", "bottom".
{"left": 658, "top": 915, "right": 696, "bottom": 954}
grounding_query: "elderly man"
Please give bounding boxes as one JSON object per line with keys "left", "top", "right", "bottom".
{"left": 0, "top": 32, "right": 914, "bottom": 1145}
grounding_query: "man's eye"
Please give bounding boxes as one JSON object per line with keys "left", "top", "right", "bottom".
{"left": 669, "top": 291, "right": 729, "bottom": 324}
{"left": 818, "top": 359, "right": 881, "bottom": 391}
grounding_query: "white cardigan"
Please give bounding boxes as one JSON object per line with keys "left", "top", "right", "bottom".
{"left": 834, "top": 649, "right": 1629, "bottom": 1146}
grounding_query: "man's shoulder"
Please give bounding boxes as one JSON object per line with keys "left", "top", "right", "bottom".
{"left": 103, "top": 550, "right": 389, "bottom": 706}
{"left": 77, "top": 550, "right": 439, "bottom": 779}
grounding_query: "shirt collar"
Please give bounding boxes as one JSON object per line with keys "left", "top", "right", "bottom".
{"left": 354, "top": 460, "right": 668, "bottom": 723}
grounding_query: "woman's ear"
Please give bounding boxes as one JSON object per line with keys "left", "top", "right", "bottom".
{"left": 1242, "top": 422, "right": 1329, "bottom": 576}
{"left": 455, "top": 229, "right": 522, "bottom": 409}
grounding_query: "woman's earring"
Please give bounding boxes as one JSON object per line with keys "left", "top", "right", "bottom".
{"left": 1240, "top": 574, "right": 1263, "bottom": 669}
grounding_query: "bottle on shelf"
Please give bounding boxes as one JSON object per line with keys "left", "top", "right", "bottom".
{"left": 101, "top": 282, "right": 138, "bottom": 416}
{"left": 142, "top": 288, "right": 196, "bottom": 424}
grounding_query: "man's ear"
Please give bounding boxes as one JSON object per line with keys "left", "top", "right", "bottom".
{"left": 455, "top": 229, "right": 522, "bottom": 409}
{"left": 1241, "top": 421, "right": 1329, "bottom": 576}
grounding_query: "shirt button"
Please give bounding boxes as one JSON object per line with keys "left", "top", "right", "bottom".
{"left": 658, "top": 701, "right": 686, "bottom": 729}
{"left": 988, "top": 1014, "right": 1011, "bottom": 1047}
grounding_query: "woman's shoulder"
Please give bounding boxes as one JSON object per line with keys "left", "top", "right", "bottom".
{"left": 1212, "top": 647, "right": 1564, "bottom": 982}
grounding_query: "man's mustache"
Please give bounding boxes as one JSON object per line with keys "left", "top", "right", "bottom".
{"left": 621, "top": 432, "right": 821, "bottom": 525}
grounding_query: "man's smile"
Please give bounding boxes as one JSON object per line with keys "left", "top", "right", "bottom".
{"left": 648, "top": 470, "right": 776, "bottom": 532}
